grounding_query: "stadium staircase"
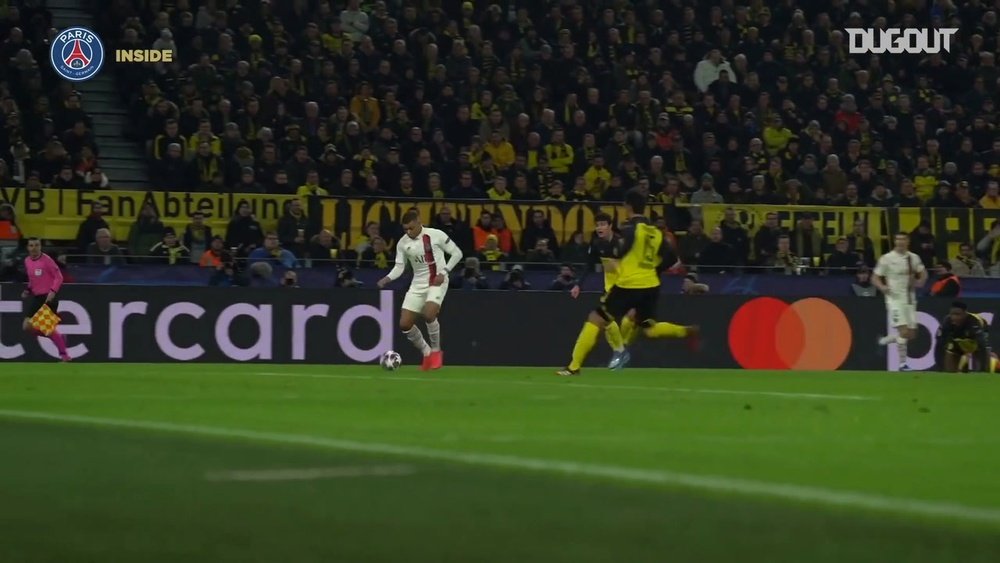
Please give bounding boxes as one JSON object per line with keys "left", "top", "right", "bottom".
{"left": 48, "top": 0, "right": 152, "bottom": 189}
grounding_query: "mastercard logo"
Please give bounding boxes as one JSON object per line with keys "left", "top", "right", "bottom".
{"left": 728, "top": 297, "right": 852, "bottom": 370}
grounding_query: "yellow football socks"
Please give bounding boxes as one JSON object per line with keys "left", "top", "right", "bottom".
{"left": 644, "top": 322, "right": 688, "bottom": 339}
{"left": 620, "top": 316, "right": 638, "bottom": 345}
{"left": 569, "top": 322, "right": 601, "bottom": 370}
{"left": 605, "top": 320, "right": 625, "bottom": 352}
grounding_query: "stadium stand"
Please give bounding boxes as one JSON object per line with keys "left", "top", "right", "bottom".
{"left": 1, "top": 2, "right": 78, "bottom": 187}
{"left": 1, "top": 0, "right": 1000, "bottom": 280}
{"left": 84, "top": 0, "right": 998, "bottom": 199}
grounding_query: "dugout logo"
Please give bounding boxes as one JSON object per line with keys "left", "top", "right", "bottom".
{"left": 727, "top": 297, "right": 852, "bottom": 370}
{"left": 845, "top": 28, "right": 958, "bottom": 54}
{"left": 50, "top": 27, "right": 105, "bottom": 82}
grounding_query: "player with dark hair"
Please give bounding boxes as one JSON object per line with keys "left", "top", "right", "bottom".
{"left": 874, "top": 233, "right": 927, "bottom": 371}
{"left": 935, "top": 301, "right": 997, "bottom": 373}
{"left": 569, "top": 212, "right": 627, "bottom": 352}
{"left": 557, "top": 190, "right": 698, "bottom": 376}
{"left": 21, "top": 237, "right": 71, "bottom": 361}
{"left": 378, "top": 209, "right": 463, "bottom": 370}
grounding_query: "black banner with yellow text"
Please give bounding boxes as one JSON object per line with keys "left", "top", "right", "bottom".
{"left": 699, "top": 204, "right": 1000, "bottom": 260}
{"left": 0, "top": 188, "right": 300, "bottom": 241}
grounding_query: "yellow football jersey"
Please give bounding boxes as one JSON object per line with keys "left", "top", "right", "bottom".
{"left": 615, "top": 218, "right": 667, "bottom": 290}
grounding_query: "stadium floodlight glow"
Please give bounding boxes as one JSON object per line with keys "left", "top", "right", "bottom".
{"left": 845, "top": 28, "right": 958, "bottom": 54}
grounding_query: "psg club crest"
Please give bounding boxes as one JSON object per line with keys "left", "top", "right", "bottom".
{"left": 50, "top": 27, "right": 105, "bottom": 82}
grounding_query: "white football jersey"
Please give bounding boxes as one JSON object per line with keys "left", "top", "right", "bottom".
{"left": 387, "top": 227, "right": 463, "bottom": 291}
{"left": 873, "top": 250, "right": 925, "bottom": 302}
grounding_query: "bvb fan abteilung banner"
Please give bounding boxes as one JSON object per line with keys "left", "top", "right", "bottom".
{"left": 700, "top": 203, "right": 1000, "bottom": 260}
{"left": 319, "top": 197, "right": 662, "bottom": 248}
{"left": 0, "top": 187, "right": 300, "bottom": 241}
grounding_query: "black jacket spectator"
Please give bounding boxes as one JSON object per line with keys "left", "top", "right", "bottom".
{"left": 431, "top": 208, "right": 472, "bottom": 255}
{"left": 75, "top": 205, "right": 110, "bottom": 254}
{"left": 277, "top": 201, "right": 312, "bottom": 258}
{"left": 520, "top": 211, "right": 560, "bottom": 256}
{"left": 697, "top": 231, "right": 736, "bottom": 274}
{"left": 826, "top": 239, "right": 863, "bottom": 275}
{"left": 127, "top": 205, "right": 167, "bottom": 258}
{"left": 308, "top": 230, "right": 342, "bottom": 267}
{"left": 753, "top": 223, "right": 787, "bottom": 266}
{"left": 151, "top": 148, "right": 189, "bottom": 189}
{"left": 911, "top": 223, "right": 938, "bottom": 268}
{"left": 719, "top": 218, "right": 750, "bottom": 265}
{"left": 225, "top": 205, "right": 264, "bottom": 253}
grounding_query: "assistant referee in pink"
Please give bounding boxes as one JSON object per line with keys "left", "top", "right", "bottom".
{"left": 22, "top": 237, "right": 71, "bottom": 361}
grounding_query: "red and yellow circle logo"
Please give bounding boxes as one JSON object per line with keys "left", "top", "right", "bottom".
{"left": 728, "top": 297, "right": 852, "bottom": 370}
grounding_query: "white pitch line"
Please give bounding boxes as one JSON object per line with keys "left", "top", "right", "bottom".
{"left": 204, "top": 464, "right": 416, "bottom": 482}
{"left": 254, "top": 372, "right": 877, "bottom": 402}
{"left": 0, "top": 409, "right": 996, "bottom": 526}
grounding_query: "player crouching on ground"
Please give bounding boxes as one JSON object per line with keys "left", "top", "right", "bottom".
{"left": 936, "top": 301, "right": 998, "bottom": 373}
{"left": 378, "top": 210, "right": 463, "bottom": 371}
{"left": 21, "top": 237, "right": 71, "bottom": 361}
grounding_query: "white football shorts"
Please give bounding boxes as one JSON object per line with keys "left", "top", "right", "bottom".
{"left": 402, "top": 282, "right": 449, "bottom": 314}
{"left": 887, "top": 299, "right": 917, "bottom": 329}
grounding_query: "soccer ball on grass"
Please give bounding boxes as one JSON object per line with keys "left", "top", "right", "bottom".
{"left": 380, "top": 350, "right": 402, "bottom": 371}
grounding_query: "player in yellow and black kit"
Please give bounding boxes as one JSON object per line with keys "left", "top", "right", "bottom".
{"left": 557, "top": 189, "right": 700, "bottom": 376}
{"left": 935, "top": 301, "right": 998, "bottom": 373}
{"left": 569, "top": 213, "right": 628, "bottom": 351}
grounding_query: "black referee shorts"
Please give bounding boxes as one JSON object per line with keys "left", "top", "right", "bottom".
{"left": 23, "top": 294, "right": 58, "bottom": 320}
{"left": 602, "top": 286, "right": 660, "bottom": 327}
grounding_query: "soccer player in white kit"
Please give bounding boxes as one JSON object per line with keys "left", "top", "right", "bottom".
{"left": 873, "top": 233, "right": 928, "bottom": 371}
{"left": 377, "top": 210, "right": 464, "bottom": 371}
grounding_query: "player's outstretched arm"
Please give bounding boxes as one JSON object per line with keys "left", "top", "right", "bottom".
{"left": 378, "top": 244, "right": 407, "bottom": 288}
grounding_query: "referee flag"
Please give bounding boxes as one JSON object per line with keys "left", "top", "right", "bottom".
{"left": 30, "top": 304, "right": 61, "bottom": 336}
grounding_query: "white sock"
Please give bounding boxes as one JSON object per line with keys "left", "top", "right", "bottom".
{"left": 878, "top": 335, "right": 894, "bottom": 346}
{"left": 896, "top": 336, "right": 908, "bottom": 364}
{"left": 426, "top": 319, "right": 441, "bottom": 352}
{"left": 404, "top": 326, "right": 431, "bottom": 356}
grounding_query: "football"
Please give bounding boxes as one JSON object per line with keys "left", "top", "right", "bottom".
{"left": 380, "top": 350, "right": 402, "bottom": 371}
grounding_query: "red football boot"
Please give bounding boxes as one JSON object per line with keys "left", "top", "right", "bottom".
{"left": 420, "top": 353, "right": 433, "bottom": 371}
{"left": 685, "top": 326, "right": 702, "bottom": 353}
{"left": 428, "top": 350, "right": 444, "bottom": 370}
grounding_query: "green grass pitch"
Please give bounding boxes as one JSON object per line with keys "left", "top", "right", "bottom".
{"left": 1, "top": 364, "right": 1000, "bottom": 562}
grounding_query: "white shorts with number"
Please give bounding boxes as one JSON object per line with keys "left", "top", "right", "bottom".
{"left": 402, "top": 282, "right": 449, "bottom": 314}
{"left": 887, "top": 299, "right": 917, "bottom": 329}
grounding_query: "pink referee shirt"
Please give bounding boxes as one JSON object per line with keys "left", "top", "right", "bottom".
{"left": 24, "top": 253, "right": 64, "bottom": 296}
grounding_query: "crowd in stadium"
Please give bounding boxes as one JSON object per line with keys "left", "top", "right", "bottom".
{"left": 1, "top": 0, "right": 1000, "bottom": 281}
